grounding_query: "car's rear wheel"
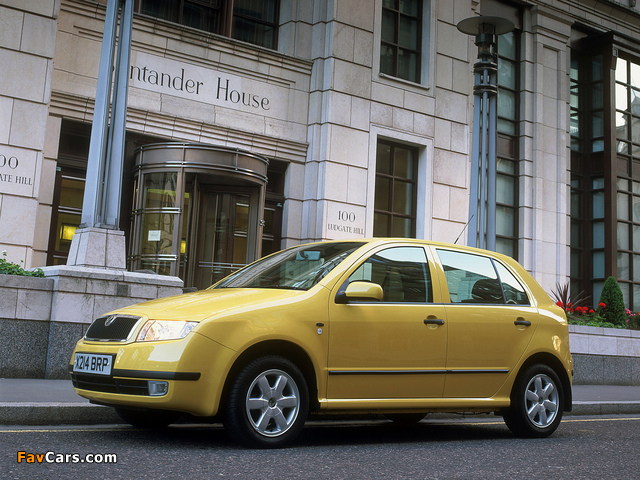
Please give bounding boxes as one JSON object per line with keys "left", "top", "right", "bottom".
{"left": 503, "top": 364, "right": 564, "bottom": 438}
{"left": 223, "top": 355, "right": 309, "bottom": 448}
{"left": 115, "top": 407, "right": 178, "bottom": 428}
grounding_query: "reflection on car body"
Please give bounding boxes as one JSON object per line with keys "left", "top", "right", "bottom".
{"left": 70, "top": 239, "right": 572, "bottom": 447}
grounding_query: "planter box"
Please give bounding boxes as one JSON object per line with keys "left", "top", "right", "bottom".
{"left": 569, "top": 325, "right": 640, "bottom": 386}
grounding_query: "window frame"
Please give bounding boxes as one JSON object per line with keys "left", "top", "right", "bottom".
{"left": 495, "top": 30, "right": 520, "bottom": 260}
{"left": 373, "top": 140, "right": 419, "bottom": 238}
{"left": 570, "top": 32, "right": 640, "bottom": 309}
{"left": 135, "top": 0, "right": 279, "bottom": 50}
{"left": 374, "top": 0, "right": 434, "bottom": 89}
{"left": 380, "top": 0, "right": 423, "bottom": 84}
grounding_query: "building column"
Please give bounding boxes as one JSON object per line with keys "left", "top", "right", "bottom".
{"left": 520, "top": 6, "right": 572, "bottom": 290}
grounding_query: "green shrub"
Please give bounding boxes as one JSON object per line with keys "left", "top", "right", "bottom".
{"left": 0, "top": 251, "right": 44, "bottom": 277}
{"left": 598, "top": 276, "right": 626, "bottom": 327}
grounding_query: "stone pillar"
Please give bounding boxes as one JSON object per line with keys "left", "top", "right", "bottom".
{"left": 66, "top": 227, "right": 127, "bottom": 270}
{"left": 519, "top": 6, "right": 572, "bottom": 291}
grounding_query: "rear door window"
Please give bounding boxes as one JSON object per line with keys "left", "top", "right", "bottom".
{"left": 436, "top": 249, "right": 529, "bottom": 305}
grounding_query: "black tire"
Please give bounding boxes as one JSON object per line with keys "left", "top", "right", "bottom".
{"left": 115, "top": 407, "right": 178, "bottom": 428}
{"left": 503, "top": 364, "right": 564, "bottom": 438}
{"left": 223, "top": 355, "right": 309, "bottom": 448}
{"left": 384, "top": 413, "right": 426, "bottom": 424}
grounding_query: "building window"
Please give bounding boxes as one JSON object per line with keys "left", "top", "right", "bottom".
{"left": 569, "top": 46, "right": 609, "bottom": 305}
{"left": 374, "top": 141, "right": 418, "bottom": 237}
{"left": 570, "top": 32, "right": 640, "bottom": 310}
{"left": 47, "top": 121, "right": 91, "bottom": 266}
{"left": 496, "top": 31, "right": 519, "bottom": 259}
{"left": 232, "top": 0, "right": 279, "bottom": 49}
{"left": 380, "top": 0, "right": 423, "bottom": 83}
{"left": 614, "top": 56, "right": 640, "bottom": 309}
{"left": 137, "top": 0, "right": 279, "bottom": 49}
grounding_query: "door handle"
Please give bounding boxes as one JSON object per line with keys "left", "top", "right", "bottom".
{"left": 424, "top": 318, "right": 445, "bottom": 326}
{"left": 514, "top": 320, "right": 531, "bottom": 327}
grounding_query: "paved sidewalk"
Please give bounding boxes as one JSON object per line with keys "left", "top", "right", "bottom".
{"left": 1, "top": 378, "right": 639, "bottom": 426}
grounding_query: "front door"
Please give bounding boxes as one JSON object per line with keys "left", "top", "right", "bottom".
{"left": 192, "top": 189, "right": 251, "bottom": 290}
{"left": 327, "top": 245, "right": 448, "bottom": 400}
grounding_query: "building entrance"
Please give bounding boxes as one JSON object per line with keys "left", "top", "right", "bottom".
{"left": 129, "top": 143, "right": 270, "bottom": 289}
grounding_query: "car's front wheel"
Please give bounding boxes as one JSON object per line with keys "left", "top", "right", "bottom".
{"left": 223, "top": 355, "right": 309, "bottom": 448}
{"left": 503, "top": 364, "right": 564, "bottom": 438}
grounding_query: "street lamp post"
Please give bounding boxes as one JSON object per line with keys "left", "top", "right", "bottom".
{"left": 457, "top": 16, "right": 514, "bottom": 250}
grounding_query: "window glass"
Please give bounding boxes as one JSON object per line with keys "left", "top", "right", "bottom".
{"left": 143, "top": 172, "right": 177, "bottom": 209}
{"left": 232, "top": 0, "right": 279, "bottom": 49}
{"left": 496, "top": 30, "right": 519, "bottom": 258}
{"left": 494, "top": 261, "right": 529, "bottom": 305}
{"left": 374, "top": 141, "right": 418, "bottom": 237}
{"left": 348, "top": 247, "right": 432, "bottom": 303}
{"left": 437, "top": 250, "right": 503, "bottom": 304}
{"left": 138, "top": 0, "right": 279, "bottom": 50}
{"left": 215, "top": 242, "right": 364, "bottom": 290}
{"left": 380, "top": 0, "right": 422, "bottom": 83}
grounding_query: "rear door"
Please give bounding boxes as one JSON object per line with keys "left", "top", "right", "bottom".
{"left": 433, "top": 248, "right": 537, "bottom": 398}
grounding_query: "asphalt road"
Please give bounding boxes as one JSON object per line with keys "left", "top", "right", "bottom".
{"left": 2, "top": 415, "right": 640, "bottom": 479}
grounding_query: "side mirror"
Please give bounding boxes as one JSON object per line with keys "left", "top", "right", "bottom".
{"left": 335, "top": 281, "right": 384, "bottom": 304}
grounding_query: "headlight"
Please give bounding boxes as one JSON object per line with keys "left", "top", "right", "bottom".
{"left": 137, "top": 320, "right": 197, "bottom": 342}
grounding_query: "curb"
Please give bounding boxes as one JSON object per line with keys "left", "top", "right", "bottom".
{"left": 570, "top": 401, "right": 640, "bottom": 416}
{"left": 0, "top": 403, "right": 120, "bottom": 426}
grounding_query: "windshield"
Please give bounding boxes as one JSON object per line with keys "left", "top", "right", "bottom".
{"left": 212, "top": 242, "right": 365, "bottom": 291}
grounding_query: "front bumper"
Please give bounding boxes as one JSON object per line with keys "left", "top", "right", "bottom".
{"left": 69, "top": 331, "right": 235, "bottom": 417}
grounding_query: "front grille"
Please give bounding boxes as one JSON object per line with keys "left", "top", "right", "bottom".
{"left": 71, "top": 373, "right": 150, "bottom": 395}
{"left": 85, "top": 315, "right": 141, "bottom": 341}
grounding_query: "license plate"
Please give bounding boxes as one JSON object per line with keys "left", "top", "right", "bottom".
{"left": 73, "top": 353, "right": 114, "bottom": 376}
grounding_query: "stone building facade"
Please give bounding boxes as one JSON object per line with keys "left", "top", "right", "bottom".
{"left": 1, "top": 0, "right": 640, "bottom": 306}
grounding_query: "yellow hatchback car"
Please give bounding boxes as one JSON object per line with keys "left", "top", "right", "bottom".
{"left": 70, "top": 239, "right": 572, "bottom": 447}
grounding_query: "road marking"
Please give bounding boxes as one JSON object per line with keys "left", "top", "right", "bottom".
{"left": 564, "top": 417, "right": 640, "bottom": 423}
{"left": 1, "top": 416, "right": 639, "bottom": 433}
{"left": 0, "top": 427, "right": 130, "bottom": 434}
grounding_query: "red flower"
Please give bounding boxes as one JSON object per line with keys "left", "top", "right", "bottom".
{"left": 589, "top": 309, "right": 594, "bottom": 314}
{"left": 556, "top": 301, "right": 563, "bottom": 308}
{"left": 599, "top": 302, "right": 606, "bottom": 309}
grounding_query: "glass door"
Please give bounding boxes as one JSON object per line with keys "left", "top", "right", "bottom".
{"left": 192, "top": 189, "right": 251, "bottom": 290}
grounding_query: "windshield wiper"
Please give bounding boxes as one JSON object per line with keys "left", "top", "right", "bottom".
{"left": 259, "top": 285, "right": 307, "bottom": 291}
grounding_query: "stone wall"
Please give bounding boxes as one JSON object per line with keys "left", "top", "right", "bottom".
{"left": 0, "top": 267, "right": 183, "bottom": 379}
{"left": 0, "top": 274, "right": 55, "bottom": 377}
{"left": 569, "top": 325, "right": 640, "bottom": 386}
